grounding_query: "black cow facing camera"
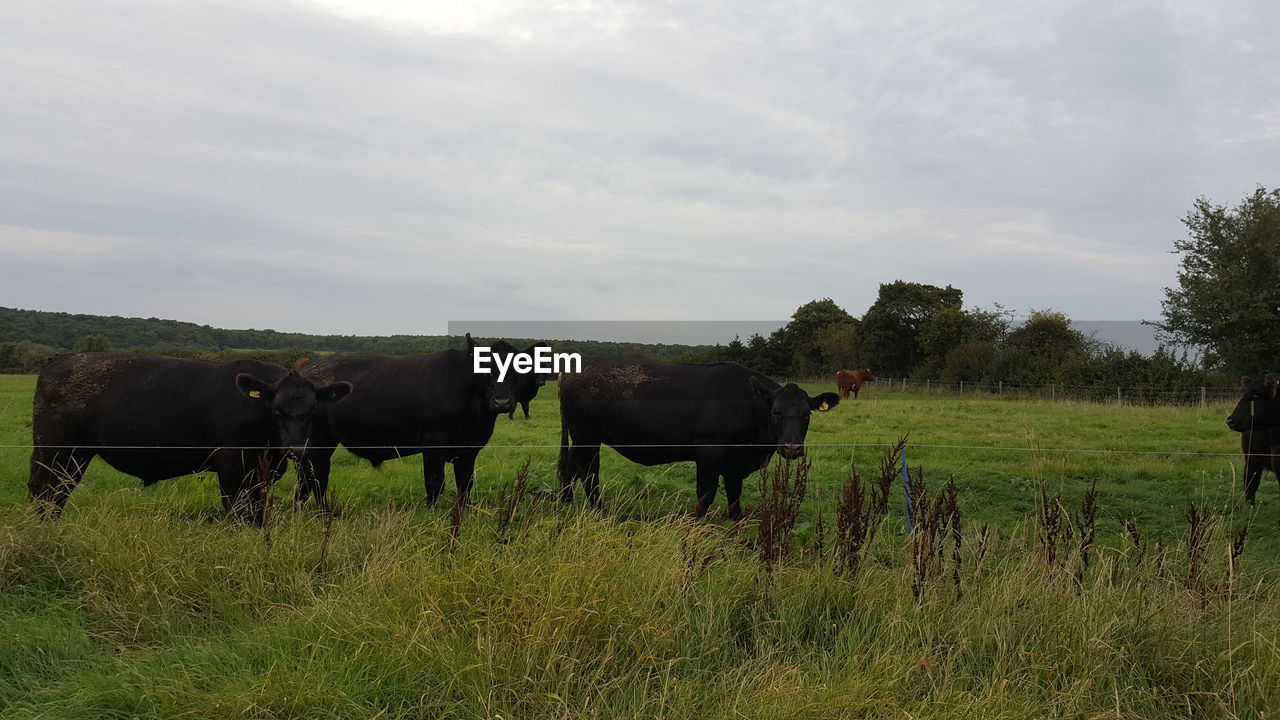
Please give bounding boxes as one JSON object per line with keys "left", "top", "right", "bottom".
{"left": 1227, "top": 373, "right": 1280, "bottom": 504}
{"left": 508, "top": 342, "right": 551, "bottom": 420}
{"left": 557, "top": 359, "right": 841, "bottom": 519}
{"left": 296, "top": 334, "right": 539, "bottom": 509}
{"left": 28, "top": 353, "right": 352, "bottom": 523}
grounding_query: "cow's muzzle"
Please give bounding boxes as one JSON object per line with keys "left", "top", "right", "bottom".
{"left": 779, "top": 443, "right": 805, "bottom": 460}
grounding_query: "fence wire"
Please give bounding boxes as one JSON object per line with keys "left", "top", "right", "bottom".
{"left": 0, "top": 442, "right": 1262, "bottom": 458}
{"left": 786, "top": 376, "right": 1241, "bottom": 407}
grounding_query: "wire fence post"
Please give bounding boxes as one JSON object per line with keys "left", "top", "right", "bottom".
{"left": 1117, "top": 387, "right": 1121, "bottom": 404}
{"left": 998, "top": 380, "right": 1003, "bottom": 395}
{"left": 959, "top": 380, "right": 964, "bottom": 394}
{"left": 1201, "top": 386, "right": 1206, "bottom": 408}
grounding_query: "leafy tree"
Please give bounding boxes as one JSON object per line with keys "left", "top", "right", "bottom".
{"left": 773, "top": 299, "right": 856, "bottom": 374}
{"left": 992, "top": 311, "right": 1092, "bottom": 386}
{"left": 917, "top": 305, "right": 1012, "bottom": 378}
{"left": 75, "top": 334, "right": 112, "bottom": 352}
{"left": 723, "top": 336, "right": 749, "bottom": 364}
{"left": 815, "top": 323, "right": 867, "bottom": 372}
{"left": 860, "top": 281, "right": 963, "bottom": 375}
{"left": 0, "top": 341, "right": 57, "bottom": 373}
{"left": 1157, "top": 186, "right": 1280, "bottom": 372}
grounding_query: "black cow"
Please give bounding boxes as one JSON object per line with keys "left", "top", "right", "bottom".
{"left": 508, "top": 342, "right": 551, "bottom": 420}
{"left": 28, "top": 353, "right": 351, "bottom": 522}
{"left": 297, "top": 335, "right": 533, "bottom": 508}
{"left": 557, "top": 359, "right": 841, "bottom": 518}
{"left": 1227, "top": 373, "right": 1280, "bottom": 504}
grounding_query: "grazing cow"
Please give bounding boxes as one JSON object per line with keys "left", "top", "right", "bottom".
{"left": 1227, "top": 373, "right": 1280, "bottom": 504}
{"left": 508, "top": 342, "right": 551, "bottom": 420}
{"left": 835, "top": 369, "right": 875, "bottom": 400}
{"left": 28, "top": 353, "right": 351, "bottom": 522}
{"left": 297, "top": 335, "right": 532, "bottom": 508}
{"left": 557, "top": 359, "right": 841, "bottom": 518}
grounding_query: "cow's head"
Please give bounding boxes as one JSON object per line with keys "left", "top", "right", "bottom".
{"left": 751, "top": 378, "right": 840, "bottom": 459}
{"left": 1227, "top": 373, "right": 1280, "bottom": 432}
{"left": 511, "top": 342, "right": 550, "bottom": 390}
{"left": 465, "top": 334, "right": 518, "bottom": 414}
{"left": 861, "top": 369, "right": 875, "bottom": 380}
{"left": 237, "top": 370, "right": 352, "bottom": 456}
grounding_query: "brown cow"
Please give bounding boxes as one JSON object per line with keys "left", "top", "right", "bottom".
{"left": 835, "top": 369, "right": 875, "bottom": 399}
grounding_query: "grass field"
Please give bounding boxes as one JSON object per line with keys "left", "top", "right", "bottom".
{"left": 2, "top": 373, "right": 1279, "bottom": 718}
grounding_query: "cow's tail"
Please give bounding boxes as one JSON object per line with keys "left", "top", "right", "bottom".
{"left": 557, "top": 409, "right": 571, "bottom": 488}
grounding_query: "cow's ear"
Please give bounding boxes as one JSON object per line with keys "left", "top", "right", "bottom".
{"left": 1242, "top": 376, "right": 1253, "bottom": 388}
{"left": 464, "top": 333, "right": 478, "bottom": 355}
{"left": 1267, "top": 373, "right": 1280, "bottom": 398}
{"left": 236, "top": 373, "right": 275, "bottom": 401}
{"left": 317, "top": 381, "right": 352, "bottom": 404}
{"left": 809, "top": 392, "right": 840, "bottom": 412}
{"left": 292, "top": 357, "right": 311, "bottom": 371}
{"left": 525, "top": 341, "right": 550, "bottom": 354}
{"left": 749, "top": 376, "right": 776, "bottom": 400}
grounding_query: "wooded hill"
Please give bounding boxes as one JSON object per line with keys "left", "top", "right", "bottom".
{"left": 0, "top": 307, "right": 711, "bottom": 373}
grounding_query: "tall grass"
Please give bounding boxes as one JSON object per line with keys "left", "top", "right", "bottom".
{"left": 2, "top": 461, "right": 1278, "bottom": 719}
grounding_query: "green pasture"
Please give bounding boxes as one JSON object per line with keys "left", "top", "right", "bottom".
{"left": 3, "top": 373, "right": 1280, "bottom": 719}
{"left": 0, "top": 373, "right": 1268, "bottom": 549}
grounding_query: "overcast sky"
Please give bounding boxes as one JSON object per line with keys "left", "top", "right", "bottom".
{"left": 2, "top": 0, "right": 1277, "bottom": 335}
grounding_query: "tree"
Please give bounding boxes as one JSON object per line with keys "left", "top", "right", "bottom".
{"left": 918, "top": 305, "right": 1012, "bottom": 377}
{"left": 860, "top": 281, "right": 964, "bottom": 376}
{"left": 75, "top": 334, "right": 112, "bottom": 353}
{"left": 1157, "top": 186, "right": 1280, "bottom": 372}
{"left": 993, "top": 311, "right": 1091, "bottom": 385}
{"left": 815, "top": 323, "right": 867, "bottom": 371}
{"left": 770, "top": 299, "right": 856, "bottom": 376}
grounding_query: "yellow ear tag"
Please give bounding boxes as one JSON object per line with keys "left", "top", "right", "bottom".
{"left": 819, "top": 401, "right": 829, "bottom": 411}
{"left": 249, "top": 390, "right": 261, "bottom": 399}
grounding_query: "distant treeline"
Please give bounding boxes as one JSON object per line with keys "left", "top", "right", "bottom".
{"left": 0, "top": 295, "right": 1230, "bottom": 402}
{"left": 0, "top": 307, "right": 712, "bottom": 374}
{"left": 686, "top": 283, "right": 1231, "bottom": 400}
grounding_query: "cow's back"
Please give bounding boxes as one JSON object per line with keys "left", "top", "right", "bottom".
{"left": 560, "top": 359, "right": 771, "bottom": 450}
{"left": 32, "top": 354, "right": 285, "bottom": 481}
{"left": 305, "top": 350, "right": 490, "bottom": 453}
{"left": 35, "top": 355, "right": 269, "bottom": 444}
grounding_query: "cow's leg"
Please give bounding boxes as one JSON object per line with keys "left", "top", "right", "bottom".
{"left": 562, "top": 445, "right": 603, "bottom": 509}
{"left": 559, "top": 445, "right": 580, "bottom": 504}
{"left": 507, "top": 409, "right": 515, "bottom": 420}
{"left": 423, "top": 450, "right": 447, "bottom": 505}
{"left": 214, "top": 453, "right": 260, "bottom": 523}
{"left": 852, "top": 386, "right": 860, "bottom": 399}
{"left": 296, "top": 450, "right": 334, "bottom": 512}
{"left": 452, "top": 452, "right": 477, "bottom": 504}
{"left": 521, "top": 400, "right": 531, "bottom": 419}
{"left": 692, "top": 452, "right": 723, "bottom": 518}
{"left": 1245, "top": 457, "right": 1264, "bottom": 505}
{"left": 724, "top": 470, "right": 749, "bottom": 521}
{"left": 582, "top": 445, "right": 604, "bottom": 510}
{"left": 560, "top": 427, "right": 600, "bottom": 506}
{"left": 28, "top": 447, "right": 93, "bottom": 519}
